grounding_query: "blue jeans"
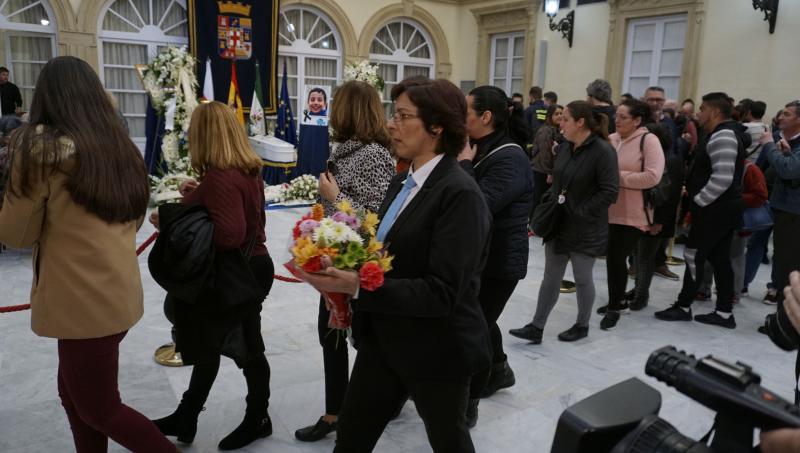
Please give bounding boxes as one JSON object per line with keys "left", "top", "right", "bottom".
{"left": 744, "top": 227, "right": 775, "bottom": 290}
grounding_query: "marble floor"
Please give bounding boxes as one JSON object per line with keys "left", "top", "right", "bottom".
{"left": 0, "top": 207, "right": 795, "bottom": 453}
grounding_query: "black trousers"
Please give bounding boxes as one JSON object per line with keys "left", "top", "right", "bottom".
{"left": 334, "top": 342, "right": 474, "bottom": 453}
{"left": 632, "top": 234, "right": 664, "bottom": 304}
{"left": 317, "top": 297, "right": 349, "bottom": 415}
{"left": 532, "top": 170, "right": 549, "bottom": 211}
{"left": 179, "top": 254, "right": 274, "bottom": 415}
{"left": 469, "top": 277, "right": 519, "bottom": 398}
{"left": 607, "top": 224, "right": 643, "bottom": 310}
{"left": 772, "top": 209, "right": 800, "bottom": 303}
{"left": 677, "top": 217, "right": 735, "bottom": 312}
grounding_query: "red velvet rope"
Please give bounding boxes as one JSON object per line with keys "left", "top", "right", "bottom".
{"left": 1, "top": 231, "right": 301, "bottom": 314}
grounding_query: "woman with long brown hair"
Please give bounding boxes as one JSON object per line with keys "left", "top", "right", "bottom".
{"left": 0, "top": 56, "right": 175, "bottom": 452}
{"left": 150, "top": 101, "right": 275, "bottom": 450}
{"left": 295, "top": 80, "right": 395, "bottom": 442}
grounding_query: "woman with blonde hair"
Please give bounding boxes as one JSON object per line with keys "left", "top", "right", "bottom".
{"left": 294, "top": 80, "right": 396, "bottom": 442}
{"left": 150, "top": 101, "right": 275, "bottom": 451}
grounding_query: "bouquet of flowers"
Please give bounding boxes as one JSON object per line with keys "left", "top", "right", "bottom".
{"left": 343, "top": 60, "right": 385, "bottom": 92}
{"left": 285, "top": 201, "right": 393, "bottom": 330}
{"left": 148, "top": 155, "right": 198, "bottom": 205}
{"left": 279, "top": 174, "right": 319, "bottom": 203}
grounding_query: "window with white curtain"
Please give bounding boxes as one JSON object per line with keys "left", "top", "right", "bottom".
{"left": 98, "top": 0, "right": 188, "bottom": 142}
{"left": 369, "top": 19, "right": 435, "bottom": 117}
{"left": 622, "top": 14, "right": 687, "bottom": 100}
{"left": 0, "top": 0, "right": 57, "bottom": 112}
{"left": 489, "top": 32, "right": 524, "bottom": 97}
{"left": 277, "top": 6, "right": 342, "bottom": 121}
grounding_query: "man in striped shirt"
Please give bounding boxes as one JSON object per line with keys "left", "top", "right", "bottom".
{"left": 655, "top": 92, "right": 747, "bottom": 329}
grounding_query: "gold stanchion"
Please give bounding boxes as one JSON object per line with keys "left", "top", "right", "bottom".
{"left": 665, "top": 238, "right": 685, "bottom": 266}
{"left": 560, "top": 280, "right": 576, "bottom": 294}
{"left": 154, "top": 342, "right": 184, "bottom": 367}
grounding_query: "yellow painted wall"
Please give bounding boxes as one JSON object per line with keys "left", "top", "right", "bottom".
{"left": 697, "top": 0, "right": 799, "bottom": 123}
{"left": 534, "top": 1, "right": 611, "bottom": 104}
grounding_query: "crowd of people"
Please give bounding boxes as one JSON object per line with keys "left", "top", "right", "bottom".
{"left": 1, "top": 54, "right": 800, "bottom": 453}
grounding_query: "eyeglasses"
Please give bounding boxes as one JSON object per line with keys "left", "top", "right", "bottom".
{"left": 389, "top": 111, "right": 419, "bottom": 123}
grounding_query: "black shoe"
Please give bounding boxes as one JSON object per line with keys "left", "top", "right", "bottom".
{"left": 694, "top": 311, "right": 736, "bottom": 329}
{"left": 758, "top": 325, "right": 768, "bottom": 335}
{"left": 694, "top": 292, "right": 711, "bottom": 301}
{"left": 558, "top": 324, "right": 588, "bottom": 342}
{"left": 479, "top": 360, "right": 515, "bottom": 398}
{"left": 151, "top": 400, "right": 205, "bottom": 444}
{"left": 596, "top": 302, "right": 630, "bottom": 315}
{"left": 219, "top": 414, "right": 273, "bottom": 450}
{"left": 295, "top": 417, "right": 337, "bottom": 442}
{"left": 764, "top": 289, "right": 779, "bottom": 305}
{"left": 624, "top": 289, "right": 636, "bottom": 301}
{"left": 654, "top": 304, "right": 692, "bottom": 321}
{"left": 600, "top": 311, "right": 621, "bottom": 330}
{"left": 466, "top": 399, "right": 479, "bottom": 429}
{"left": 560, "top": 280, "right": 577, "bottom": 293}
{"left": 629, "top": 298, "right": 649, "bottom": 311}
{"left": 509, "top": 323, "right": 543, "bottom": 344}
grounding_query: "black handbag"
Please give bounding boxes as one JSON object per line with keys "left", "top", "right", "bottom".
{"left": 531, "top": 190, "right": 561, "bottom": 241}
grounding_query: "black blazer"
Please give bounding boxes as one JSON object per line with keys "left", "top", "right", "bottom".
{"left": 351, "top": 155, "right": 493, "bottom": 379}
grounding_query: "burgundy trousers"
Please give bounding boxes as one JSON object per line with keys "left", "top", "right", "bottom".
{"left": 57, "top": 331, "right": 175, "bottom": 453}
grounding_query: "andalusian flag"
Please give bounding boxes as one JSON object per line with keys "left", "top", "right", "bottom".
{"left": 250, "top": 61, "right": 265, "bottom": 135}
{"left": 227, "top": 62, "right": 245, "bottom": 125}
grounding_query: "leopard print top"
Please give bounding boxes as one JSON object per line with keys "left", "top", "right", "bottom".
{"left": 319, "top": 139, "right": 396, "bottom": 215}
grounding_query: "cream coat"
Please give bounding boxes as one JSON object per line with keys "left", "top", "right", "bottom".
{"left": 0, "top": 137, "right": 144, "bottom": 339}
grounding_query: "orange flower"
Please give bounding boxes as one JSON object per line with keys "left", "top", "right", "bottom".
{"left": 311, "top": 204, "right": 324, "bottom": 221}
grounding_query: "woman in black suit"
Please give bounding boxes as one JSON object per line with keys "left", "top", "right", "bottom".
{"left": 296, "top": 77, "right": 492, "bottom": 452}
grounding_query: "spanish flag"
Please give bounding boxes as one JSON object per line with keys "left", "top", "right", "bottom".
{"left": 227, "top": 62, "right": 245, "bottom": 125}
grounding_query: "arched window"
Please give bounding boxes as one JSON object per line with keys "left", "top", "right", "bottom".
{"left": 98, "top": 0, "right": 188, "bottom": 142}
{"left": 369, "top": 19, "right": 435, "bottom": 116}
{"left": 277, "top": 5, "right": 342, "bottom": 118}
{"left": 0, "top": 0, "right": 57, "bottom": 112}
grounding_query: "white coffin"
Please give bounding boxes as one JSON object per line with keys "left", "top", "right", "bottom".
{"left": 249, "top": 135, "right": 296, "bottom": 163}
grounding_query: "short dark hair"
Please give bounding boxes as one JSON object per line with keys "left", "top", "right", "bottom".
{"left": 529, "top": 86, "right": 543, "bottom": 99}
{"left": 543, "top": 91, "right": 558, "bottom": 103}
{"left": 511, "top": 92, "right": 523, "bottom": 99}
{"left": 785, "top": 100, "right": 800, "bottom": 117}
{"left": 621, "top": 93, "right": 634, "bottom": 102}
{"left": 681, "top": 98, "right": 695, "bottom": 106}
{"left": 750, "top": 101, "right": 767, "bottom": 119}
{"left": 646, "top": 86, "right": 665, "bottom": 95}
{"left": 620, "top": 98, "right": 655, "bottom": 125}
{"left": 391, "top": 77, "right": 467, "bottom": 157}
{"left": 0, "top": 66, "right": 8, "bottom": 74}
{"left": 307, "top": 87, "right": 327, "bottom": 103}
{"left": 701, "top": 92, "right": 734, "bottom": 118}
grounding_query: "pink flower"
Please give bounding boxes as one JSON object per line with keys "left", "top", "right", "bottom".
{"left": 298, "top": 219, "right": 320, "bottom": 237}
{"left": 332, "top": 211, "right": 360, "bottom": 229}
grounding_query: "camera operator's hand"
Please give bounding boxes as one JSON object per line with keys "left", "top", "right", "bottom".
{"left": 782, "top": 271, "right": 800, "bottom": 332}
{"left": 761, "top": 428, "right": 800, "bottom": 453}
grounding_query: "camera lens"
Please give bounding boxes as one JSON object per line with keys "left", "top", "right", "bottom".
{"left": 610, "top": 415, "right": 713, "bottom": 453}
{"left": 765, "top": 307, "right": 800, "bottom": 351}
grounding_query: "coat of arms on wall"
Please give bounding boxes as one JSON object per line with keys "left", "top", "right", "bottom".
{"left": 217, "top": 2, "right": 252, "bottom": 60}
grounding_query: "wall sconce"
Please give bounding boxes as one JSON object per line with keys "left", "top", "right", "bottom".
{"left": 544, "top": 0, "right": 574, "bottom": 48}
{"left": 752, "top": 0, "right": 779, "bottom": 34}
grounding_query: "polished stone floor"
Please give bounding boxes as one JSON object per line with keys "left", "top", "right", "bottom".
{"left": 0, "top": 207, "right": 794, "bottom": 452}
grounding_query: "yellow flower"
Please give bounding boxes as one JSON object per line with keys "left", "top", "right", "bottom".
{"left": 362, "top": 212, "right": 379, "bottom": 236}
{"left": 335, "top": 200, "right": 354, "bottom": 216}
{"left": 377, "top": 252, "right": 393, "bottom": 272}
{"left": 367, "top": 237, "right": 383, "bottom": 254}
{"left": 291, "top": 236, "right": 320, "bottom": 265}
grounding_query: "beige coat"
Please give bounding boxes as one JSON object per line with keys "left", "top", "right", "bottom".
{"left": 0, "top": 137, "right": 143, "bottom": 339}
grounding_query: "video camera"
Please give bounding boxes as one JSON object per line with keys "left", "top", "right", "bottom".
{"left": 551, "top": 346, "right": 800, "bottom": 453}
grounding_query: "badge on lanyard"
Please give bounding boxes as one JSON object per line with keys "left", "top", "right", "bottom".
{"left": 558, "top": 190, "right": 566, "bottom": 205}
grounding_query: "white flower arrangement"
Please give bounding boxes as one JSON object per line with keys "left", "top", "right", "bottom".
{"left": 343, "top": 60, "right": 384, "bottom": 92}
{"left": 141, "top": 46, "right": 198, "bottom": 172}
{"left": 313, "top": 218, "right": 364, "bottom": 245}
{"left": 278, "top": 174, "right": 319, "bottom": 203}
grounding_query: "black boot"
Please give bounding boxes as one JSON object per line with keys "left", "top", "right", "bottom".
{"left": 151, "top": 398, "right": 205, "bottom": 444}
{"left": 466, "top": 399, "right": 479, "bottom": 429}
{"left": 218, "top": 413, "right": 273, "bottom": 450}
{"left": 479, "top": 360, "right": 515, "bottom": 398}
